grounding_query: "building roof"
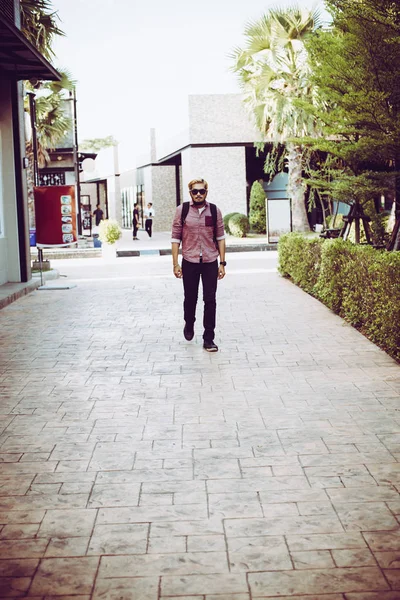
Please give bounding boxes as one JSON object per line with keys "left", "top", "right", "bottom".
{"left": 0, "top": 13, "right": 61, "bottom": 81}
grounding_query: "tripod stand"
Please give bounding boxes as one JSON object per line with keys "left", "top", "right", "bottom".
{"left": 340, "top": 202, "right": 372, "bottom": 244}
{"left": 386, "top": 216, "right": 400, "bottom": 251}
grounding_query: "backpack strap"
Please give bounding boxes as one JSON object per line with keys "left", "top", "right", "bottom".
{"left": 210, "top": 203, "right": 217, "bottom": 247}
{"left": 181, "top": 201, "right": 190, "bottom": 226}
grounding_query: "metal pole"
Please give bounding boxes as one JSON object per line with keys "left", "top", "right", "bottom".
{"left": 71, "top": 89, "right": 82, "bottom": 236}
{"left": 27, "top": 91, "right": 39, "bottom": 186}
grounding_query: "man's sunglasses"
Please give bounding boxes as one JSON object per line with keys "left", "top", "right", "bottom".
{"left": 191, "top": 188, "right": 207, "bottom": 196}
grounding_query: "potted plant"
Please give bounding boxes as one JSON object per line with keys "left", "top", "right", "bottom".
{"left": 98, "top": 219, "right": 122, "bottom": 259}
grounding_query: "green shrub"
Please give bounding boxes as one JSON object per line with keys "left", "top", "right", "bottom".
{"left": 314, "top": 238, "right": 356, "bottom": 313}
{"left": 278, "top": 232, "right": 400, "bottom": 361}
{"left": 363, "top": 200, "right": 390, "bottom": 246}
{"left": 223, "top": 212, "right": 239, "bottom": 235}
{"left": 249, "top": 181, "right": 266, "bottom": 233}
{"left": 363, "top": 252, "right": 400, "bottom": 358}
{"left": 229, "top": 213, "right": 250, "bottom": 238}
{"left": 325, "top": 213, "right": 344, "bottom": 230}
{"left": 98, "top": 219, "right": 122, "bottom": 244}
{"left": 278, "top": 233, "right": 323, "bottom": 293}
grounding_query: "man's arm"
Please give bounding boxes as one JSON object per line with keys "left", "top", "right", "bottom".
{"left": 171, "top": 206, "right": 183, "bottom": 278}
{"left": 172, "top": 242, "right": 182, "bottom": 278}
{"left": 217, "top": 238, "right": 226, "bottom": 280}
{"left": 216, "top": 207, "right": 226, "bottom": 280}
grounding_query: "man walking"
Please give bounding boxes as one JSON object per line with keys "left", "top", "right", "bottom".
{"left": 132, "top": 202, "right": 140, "bottom": 240}
{"left": 92, "top": 203, "right": 104, "bottom": 227}
{"left": 171, "top": 178, "right": 226, "bottom": 352}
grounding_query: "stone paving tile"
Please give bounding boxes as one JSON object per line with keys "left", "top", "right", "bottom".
{"left": 93, "top": 577, "right": 159, "bottom": 600}
{"left": 98, "top": 551, "right": 229, "bottom": 578}
{"left": 38, "top": 508, "right": 96, "bottom": 538}
{"left": 228, "top": 535, "right": 292, "bottom": 571}
{"left": 29, "top": 557, "right": 99, "bottom": 595}
{"left": 346, "top": 593, "right": 400, "bottom": 600}
{"left": 1, "top": 255, "right": 400, "bottom": 598}
{"left": 248, "top": 567, "right": 390, "bottom": 596}
{"left": 45, "top": 536, "right": 90, "bottom": 557}
{"left": 160, "top": 573, "right": 248, "bottom": 596}
{"left": 87, "top": 523, "right": 148, "bottom": 555}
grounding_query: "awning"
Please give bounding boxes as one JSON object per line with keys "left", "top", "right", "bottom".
{"left": 0, "top": 13, "right": 61, "bottom": 81}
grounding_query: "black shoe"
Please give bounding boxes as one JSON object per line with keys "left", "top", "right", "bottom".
{"left": 203, "top": 341, "right": 218, "bottom": 352}
{"left": 183, "top": 324, "right": 194, "bottom": 341}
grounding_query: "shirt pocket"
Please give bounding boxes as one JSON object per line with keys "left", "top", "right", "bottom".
{"left": 205, "top": 216, "right": 213, "bottom": 227}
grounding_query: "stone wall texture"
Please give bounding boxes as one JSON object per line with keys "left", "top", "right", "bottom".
{"left": 151, "top": 165, "right": 176, "bottom": 232}
{"left": 189, "top": 94, "right": 259, "bottom": 145}
{"left": 181, "top": 146, "right": 247, "bottom": 218}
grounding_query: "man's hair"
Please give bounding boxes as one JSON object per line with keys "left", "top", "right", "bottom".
{"left": 188, "top": 178, "right": 208, "bottom": 191}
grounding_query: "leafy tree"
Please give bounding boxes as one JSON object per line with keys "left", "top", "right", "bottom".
{"left": 232, "top": 7, "right": 323, "bottom": 232}
{"left": 21, "top": 0, "right": 74, "bottom": 227}
{"left": 302, "top": 0, "right": 400, "bottom": 244}
{"left": 79, "top": 136, "right": 118, "bottom": 153}
{"left": 249, "top": 180, "right": 266, "bottom": 233}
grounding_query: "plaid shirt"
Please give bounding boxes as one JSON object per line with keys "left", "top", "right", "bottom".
{"left": 171, "top": 201, "right": 225, "bottom": 263}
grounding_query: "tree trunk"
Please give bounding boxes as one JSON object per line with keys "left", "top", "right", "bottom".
{"left": 287, "top": 143, "right": 310, "bottom": 232}
{"left": 316, "top": 190, "right": 327, "bottom": 229}
{"left": 354, "top": 215, "right": 360, "bottom": 244}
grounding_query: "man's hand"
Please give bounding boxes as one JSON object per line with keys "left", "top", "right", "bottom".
{"left": 218, "top": 265, "right": 225, "bottom": 280}
{"left": 173, "top": 264, "right": 182, "bottom": 278}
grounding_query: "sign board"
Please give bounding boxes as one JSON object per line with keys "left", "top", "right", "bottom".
{"left": 34, "top": 185, "right": 77, "bottom": 247}
{"left": 266, "top": 198, "right": 292, "bottom": 243}
{"left": 80, "top": 196, "right": 92, "bottom": 233}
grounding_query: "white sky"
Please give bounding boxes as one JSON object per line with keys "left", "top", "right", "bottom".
{"left": 51, "top": 0, "right": 329, "bottom": 171}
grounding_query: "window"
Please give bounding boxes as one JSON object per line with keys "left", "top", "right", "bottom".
{"left": 121, "top": 186, "right": 135, "bottom": 228}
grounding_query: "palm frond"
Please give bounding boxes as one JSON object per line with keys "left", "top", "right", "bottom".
{"left": 231, "top": 5, "right": 321, "bottom": 141}
{"left": 20, "top": 0, "right": 64, "bottom": 60}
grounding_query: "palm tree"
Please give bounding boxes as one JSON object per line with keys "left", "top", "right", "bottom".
{"left": 232, "top": 7, "right": 322, "bottom": 232}
{"left": 20, "top": 0, "right": 64, "bottom": 61}
{"left": 20, "top": 0, "right": 74, "bottom": 227}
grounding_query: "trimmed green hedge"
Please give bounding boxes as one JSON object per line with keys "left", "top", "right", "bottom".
{"left": 278, "top": 233, "right": 400, "bottom": 361}
{"left": 249, "top": 180, "right": 266, "bottom": 233}
{"left": 228, "top": 213, "right": 250, "bottom": 238}
{"left": 223, "top": 212, "right": 240, "bottom": 235}
{"left": 224, "top": 213, "right": 250, "bottom": 237}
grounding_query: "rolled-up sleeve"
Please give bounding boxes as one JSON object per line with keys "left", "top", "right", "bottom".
{"left": 171, "top": 205, "right": 183, "bottom": 244}
{"left": 216, "top": 207, "right": 225, "bottom": 241}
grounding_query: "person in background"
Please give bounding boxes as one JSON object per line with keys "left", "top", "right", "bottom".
{"left": 144, "top": 202, "right": 154, "bottom": 237}
{"left": 132, "top": 202, "right": 140, "bottom": 240}
{"left": 93, "top": 203, "right": 104, "bottom": 226}
{"left": 171, "top": 178, "right": 226, "bottom": 352}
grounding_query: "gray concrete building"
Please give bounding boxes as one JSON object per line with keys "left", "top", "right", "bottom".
{"left": 135, "top": 94, "right": 262, "bottom": 232}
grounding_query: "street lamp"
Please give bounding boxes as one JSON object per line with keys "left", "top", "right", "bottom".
{"left": 26, "top": 91, "right": 38, "bottom": 186}
{"left": 69, "top": 89, "right": 82, "bottom": 235}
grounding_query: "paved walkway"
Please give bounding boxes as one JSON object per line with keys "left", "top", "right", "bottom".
{"left": 0, "top": 252, "right": 400, "bottom": 599}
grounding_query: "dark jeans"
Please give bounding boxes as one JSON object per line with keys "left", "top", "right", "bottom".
{"left": 133, "top": 222, "right": 139, "bottom": 238}
{"left": 182, "top": 258, "right": 218, "bottom": 343}
{"left": 145, "top": 219, "right": 152, "bottom": 237}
